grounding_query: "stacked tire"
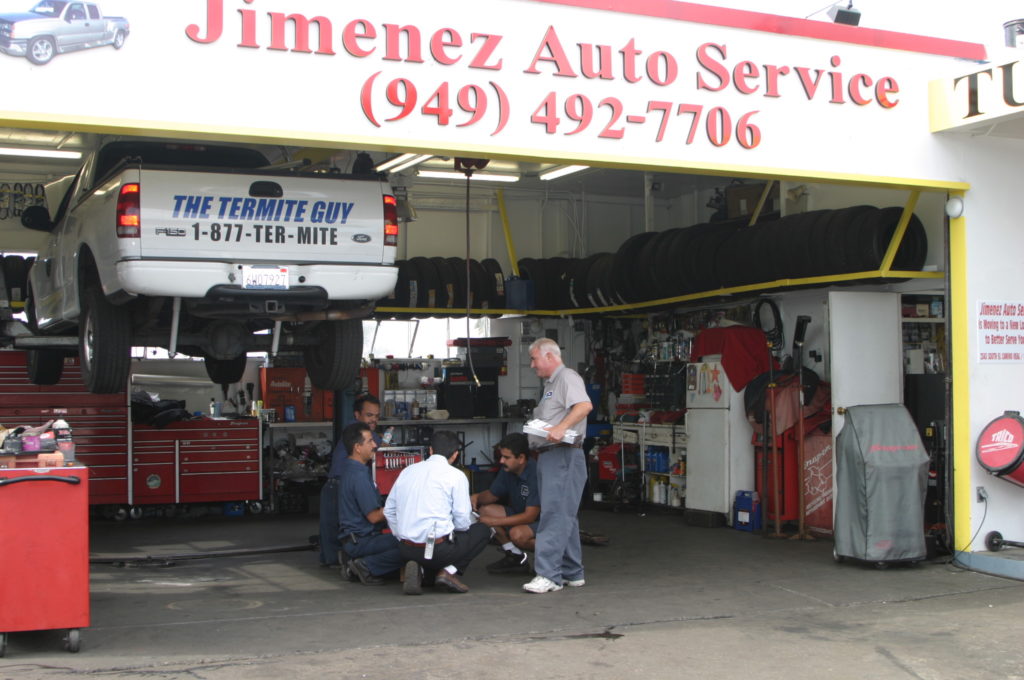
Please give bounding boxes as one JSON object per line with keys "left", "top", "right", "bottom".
{"left": 517, "top": 254, "right": 622, "bottom": 311}
{"left": 380, "top": 257, "right": 505, "bottom": 317}
{"left": 380, "top": 205, "right": 927, "bottom": 313}
{"left": 512, "top": 206, "right": 926, "bottom": 309}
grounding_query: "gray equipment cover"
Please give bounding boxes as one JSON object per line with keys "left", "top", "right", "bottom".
{"left": 834, "top": 404, "right": 929, "bottom": 562}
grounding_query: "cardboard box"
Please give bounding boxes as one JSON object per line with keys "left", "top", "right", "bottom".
{"left": 725, "top": 182, "right": 778, "bottom": 218}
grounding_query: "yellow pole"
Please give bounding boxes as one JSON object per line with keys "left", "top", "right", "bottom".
{"left": 497, "top": 189, "right": 520, "bottom": 277}
{"left": 948, "top": 190, "right": 972, "bottom": 554}
{"left": 879, "top": 190, "right": 921, "bottom": 273}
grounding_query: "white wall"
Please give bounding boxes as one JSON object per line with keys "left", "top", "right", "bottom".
{"left": 935, "top": 132, "right": 1024, "bottom": 548}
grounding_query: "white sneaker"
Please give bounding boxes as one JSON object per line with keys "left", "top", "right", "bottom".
{"left": 522, "top": 575, "right": 563, "bottom": 593}
{"left": 565, "top": 578, "right": 585, "bottom": 587}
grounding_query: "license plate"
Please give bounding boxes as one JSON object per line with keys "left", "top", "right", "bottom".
{"left": 242, "top": 265, "right": 289, "bottom": 290}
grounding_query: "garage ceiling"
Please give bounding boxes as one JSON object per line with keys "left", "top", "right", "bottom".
{"left": 0, "top": 126, "right": 732, "bottom": 203}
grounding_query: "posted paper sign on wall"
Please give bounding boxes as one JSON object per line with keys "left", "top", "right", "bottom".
{"left": 978, "top": 301, "right": 1024, "bottom": 363}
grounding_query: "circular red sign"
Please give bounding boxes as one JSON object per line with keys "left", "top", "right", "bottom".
{"left": 977, "top": 412, "right": 1024, "bottom": 473}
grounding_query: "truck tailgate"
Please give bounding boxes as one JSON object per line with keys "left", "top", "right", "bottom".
{"left": 136, "top": 170, "right": 390, "bottom": 265}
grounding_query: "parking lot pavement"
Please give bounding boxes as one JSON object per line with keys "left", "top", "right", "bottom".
{"left": 4, "top": 510, "right": 1023, "bottom": 679}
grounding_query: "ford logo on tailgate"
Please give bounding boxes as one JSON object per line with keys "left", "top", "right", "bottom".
{"left": 352, "top": 234, "right": 371, "bottom": 243}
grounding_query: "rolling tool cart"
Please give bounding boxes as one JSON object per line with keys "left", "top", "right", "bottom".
{"left": 0, "top": 465, "right": 90, "bottom": 656}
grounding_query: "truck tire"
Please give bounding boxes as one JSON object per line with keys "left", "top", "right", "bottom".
{"left": 27, "top": 349, "right": 64, "bottom": 385}
{"left": 302, "top": 319, "right": 361, "bottom": 391}
{"left": 2, "top": 255, "right": 27, "bottom": 303}
{"left": 204, "top": 354, "right": 247, "bottom": 385}
{"left": 80, "top": 285, "right": 132, "bottom": 393}
{"left": 27, "top": 36, "right": 55, "bottom": 65}
{"left": 113, "top": 31, "right": 126, "bottom": 49}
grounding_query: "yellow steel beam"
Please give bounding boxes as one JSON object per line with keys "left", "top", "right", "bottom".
{"left": 879, "top": 190, "right": 921, "bottom": 273}
{"left": 747, "top": 180, "right": 775, "bottom": 227}
{"left": 496, "top": 189, "right": 520, "bottom": 277}
{"left": 947, "top": 191, "right": 972, "bottom": 553}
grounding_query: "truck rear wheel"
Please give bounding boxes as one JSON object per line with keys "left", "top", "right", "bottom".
{"left": 27, "top": 36, "right": 55, "bottom": 65}
{"left": 113, "top": 31, "right": 126, "bottom": 49}
{"left": 27, "top": 349, "right": 64, "bottom": 385}
{"left": 80, "top": 285, "right": 132, "bottom": 393}
{"left": 302, "top": 319, "right": 361, "bottom": 391}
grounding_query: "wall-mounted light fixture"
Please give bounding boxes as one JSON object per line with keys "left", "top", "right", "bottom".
{"left": 0, "top": 146, "right": 82, "bottom": 160}
{"left": 945, "top": 196, "right": 965, "bottom": 220}
{"left": 374, "top": 153, "right": 433, "bottom": 173}
{"left": 806, "top": 1, "right": 860, "bottom": 25}
{"left": 538, "top": 165, "right": 588, "bottom": 181}
{"left": 417, "top": 169, "right": 519, "bottom": 183}
{"left": 827, "top": 2, "right": 860, "bottom": 25}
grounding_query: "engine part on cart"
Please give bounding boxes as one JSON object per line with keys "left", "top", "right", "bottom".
{"left": 1, "top": 420, "right": 59, "bottom": 454}
{"left": 271, "top": 433, "right": 331, "bottom": 481}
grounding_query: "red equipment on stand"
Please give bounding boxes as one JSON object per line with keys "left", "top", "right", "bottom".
{"left": 754, "top": 408, "right": 832, "bottom": 526}
{"left": 0, "top": 465, "right": 90, "bottom": 656}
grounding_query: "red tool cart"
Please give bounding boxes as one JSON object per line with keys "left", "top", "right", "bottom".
{"left": 0, "top": 465, "right": 90, "bottom": 656}
{"left": 374, "top": 446, "right": 424, "bottom": 494}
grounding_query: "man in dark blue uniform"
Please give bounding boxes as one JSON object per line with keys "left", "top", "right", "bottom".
{"left": 319, "top": 394, "right": 381, "bottom": 567}
{"left": 472, "top": 433, "right": 540, "bottom": 574}
{"left": 336, "top": 421, "right": 404, "bottom": 585}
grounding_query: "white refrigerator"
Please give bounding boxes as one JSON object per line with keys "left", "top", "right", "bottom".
{"left": 685, "top": 356, "right": 754, "bottom": 525}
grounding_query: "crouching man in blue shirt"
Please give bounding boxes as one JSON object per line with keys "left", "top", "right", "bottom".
{"left": 337, "top": 421, "right": 404, "bottom": 585}
{"left": 472, "top": 432, "right": 540, "bottom": 575}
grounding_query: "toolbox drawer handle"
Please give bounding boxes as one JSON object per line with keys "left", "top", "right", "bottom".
{"left": 0, "top": 475, "right": 81, "bottom": 487}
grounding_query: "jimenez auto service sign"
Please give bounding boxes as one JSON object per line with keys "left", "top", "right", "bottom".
{"left": 977, "top": 301, "right": 1024, "bottom": 363}
{"left": 0, "top": 0, "right": 982, "bottom": 181}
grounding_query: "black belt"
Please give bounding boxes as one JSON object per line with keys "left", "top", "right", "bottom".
{"left": 535, "top": 442, "right": 579, "bottom": 454}
{"left": 400, "top": 536, "right": 447, "bottom": 548}
{"left": 341, "top": 532, "right": 376, "bottom": 545}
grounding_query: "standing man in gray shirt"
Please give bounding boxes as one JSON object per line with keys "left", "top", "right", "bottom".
{"left": 522, "top": 337, "right": 593, "bottom": 594}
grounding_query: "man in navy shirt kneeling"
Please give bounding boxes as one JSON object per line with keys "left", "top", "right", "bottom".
{"left": 472, "top": 433, "right": 540, "bottom": 575}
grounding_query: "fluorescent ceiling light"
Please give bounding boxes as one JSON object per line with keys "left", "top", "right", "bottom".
{"left": 539, "top": 165, "right": 588, "bottom": 181}
{"left": 417, "top": 169, "right": 519, "bottom": 183}
{"left": 0, "top": 146, "right": 82, "bottom": 160}
{"left": 375, "top": 153, "right": 432, "bottom": 173}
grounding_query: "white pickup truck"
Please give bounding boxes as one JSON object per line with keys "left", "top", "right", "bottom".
{"left": 21, "top": 140, "right": 398, "bottom": 393}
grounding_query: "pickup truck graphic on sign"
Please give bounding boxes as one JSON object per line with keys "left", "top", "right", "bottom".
{"left": 0, "top": 1, "right": 128, "bottom": 65}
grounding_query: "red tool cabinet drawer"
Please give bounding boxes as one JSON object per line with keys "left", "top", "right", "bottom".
{"left": 180, "top": 471, "right": 260, "bottom": 501}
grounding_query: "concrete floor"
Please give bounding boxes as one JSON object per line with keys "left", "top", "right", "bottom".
{"left": 4, "top": 508, "right": 1024, "bottom": 679}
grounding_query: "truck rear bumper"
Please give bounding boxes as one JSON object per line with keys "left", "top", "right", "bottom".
{"left": 115, "top": 260, "right": 397, "bottom": 301}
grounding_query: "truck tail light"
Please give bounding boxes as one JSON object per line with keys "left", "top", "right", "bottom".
{"left": 383, "top": 194, "right": 399, "bottom": 246}
{"left": 116, "top": 183, "right": 141, "bottom": 238}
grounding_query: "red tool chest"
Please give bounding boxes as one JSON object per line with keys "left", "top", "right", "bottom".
{"left": 0, "top": 351, "right": 128, "bottom": 504}
{"left": 1, "top": 351, "right": 263, "bottom": 509}
{"left": 133, "top": 418, "right": 262, "bottom": 504}
{"left": 0, "top": 465, "right": 89, "bottom": 656}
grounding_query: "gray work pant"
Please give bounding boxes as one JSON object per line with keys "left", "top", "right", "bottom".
{"left": 534, "top": 446, "right": 586, "bottom": 584}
